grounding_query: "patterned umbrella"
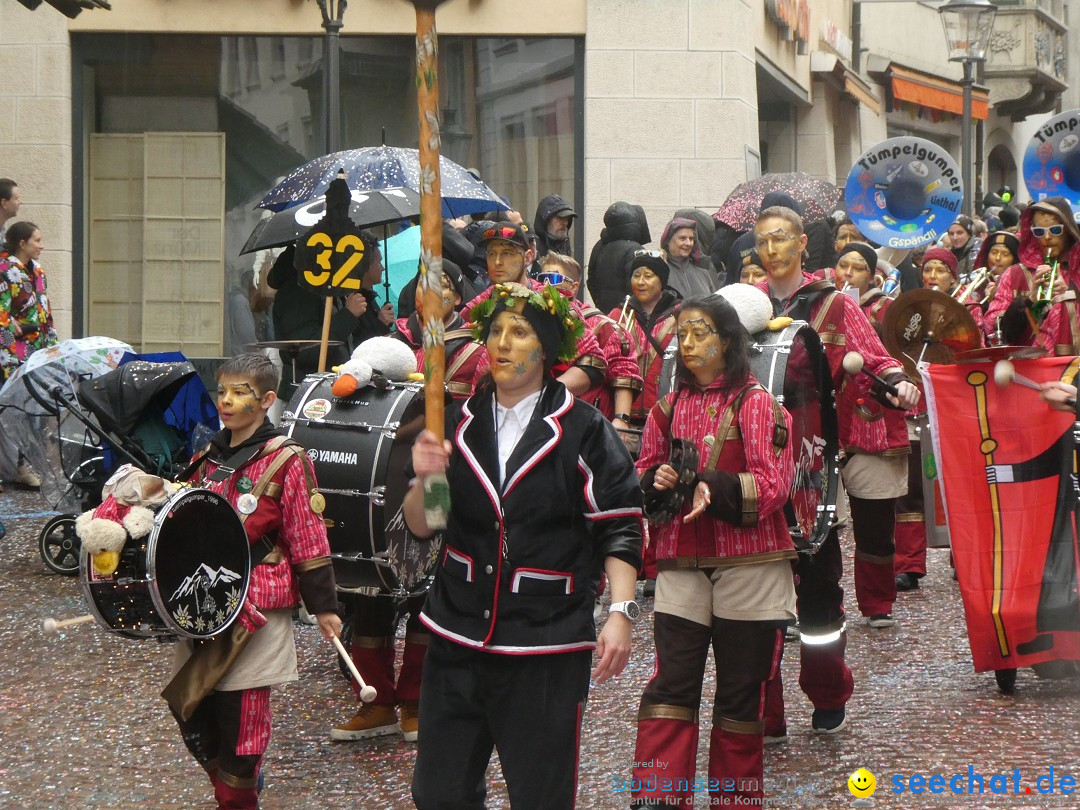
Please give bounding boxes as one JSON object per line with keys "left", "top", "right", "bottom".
{"left": 714, "top": 172, "right": 843, "bottom": 231}
{"left": 239, "top": 187, "right": 420, "bottom": 254}
{"left": 257, "top": 145, "right": 505, "bottom": 218}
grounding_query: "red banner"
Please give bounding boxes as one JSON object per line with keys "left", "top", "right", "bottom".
{"left": 925, "top": 356, "right": 1080, "bottom": 672}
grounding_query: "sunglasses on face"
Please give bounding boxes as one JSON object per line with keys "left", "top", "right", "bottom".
{"left": 538, "top": 271, "right": 570, "bottom": 286}
{"left": 1031, "top": 225, "right": 1065, "bottom": 237}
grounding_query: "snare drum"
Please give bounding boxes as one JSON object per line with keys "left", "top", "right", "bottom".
{"left": 81, "top": 488, "right": 250, "bottom": 639}
{"left": 285, "top": 375, "right": 443, "bottom": 597}
{"left": 750, "top": 322, "right": 840, "bottom": 553}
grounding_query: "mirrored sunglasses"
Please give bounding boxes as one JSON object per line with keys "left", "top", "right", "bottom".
{"left": 538, "top": 272, "right": 570, "bottom": 286}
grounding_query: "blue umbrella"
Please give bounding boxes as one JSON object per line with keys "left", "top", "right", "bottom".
{"left": 258, "top": 145, "right": 506, "bottom": 219}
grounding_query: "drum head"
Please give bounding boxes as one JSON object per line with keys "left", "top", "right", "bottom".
{"left": 148, "top": 489, "right": 250, "bottom": 638}
{"left": 752, "top": 324, "right": 840, "bottom": 552}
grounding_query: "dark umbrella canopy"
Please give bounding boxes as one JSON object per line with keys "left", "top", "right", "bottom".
{"left": 715, "top": 172, "right": 842, "bottom": 231}
{"left": 240, "top": 187, "right": 421, "bottom": 254}
{"left": 257, "top": 145, "right": 506, "bottom": 218}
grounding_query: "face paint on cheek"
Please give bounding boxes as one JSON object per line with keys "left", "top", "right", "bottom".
{"left": 528, "top": 346, "right": 542, "bottom": 365}
{"left": 242, "top": 403, "right": 255, "bottom": 414}
{"left": 514, "top": 363, "right": 528, "bottom": 376}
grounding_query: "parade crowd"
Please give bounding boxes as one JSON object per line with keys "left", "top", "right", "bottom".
{"left": 9, "top": 169, "right": 1080, "bottom": 809}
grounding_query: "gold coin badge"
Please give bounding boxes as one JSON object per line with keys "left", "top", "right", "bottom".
{"left": 309, "top": 491, "right": 326, "bottom": 514}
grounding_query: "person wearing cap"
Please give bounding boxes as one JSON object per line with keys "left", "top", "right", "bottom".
{"left": 752, "top": 205, "right": 920, "bottom": 738}
{"left": 405, "top": 282, "right": 643, "bottom": 810}
{"left": 538, "top": 252, "right": 642, "bottom": 434}
{"left": 464, "top": 222, "right": 608, "bottom": 397}
{"left": 660, "top": 217, "right": 715, "bottom": 298}
{"left": 986, "top": 197, "right": 1080, "bottom": 353}
{"left": 947, "top": 216, "right": 981, "bottom": 282}
{"left": 833, "top": 242, "right": 911, "bottom": 628}
{"left": 532, "top": 193, "right": 576, "bottom": 260}
{"left": 921, "top": 246, "right": 986, "bottom": 333}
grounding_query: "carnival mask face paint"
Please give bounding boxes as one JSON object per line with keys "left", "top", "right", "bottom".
{"left": 1032, "top": 211, "right": 1069, "bottom": 260}
{"left": 837, "top": 252, "right": 874, "bottom": 293}
{"left": 754, "top": 217, "right": 807, "bottom": 281}
{"left": 987, "top": 244, "right": 1015, "bottom": 275}
{"left": 739, "top": 263, "right": 767, "bottom": 285}
{"left": 677, "top": 309, "right": 729, "bottom": 385}
{"left": 487, "top": 310, "right": 545, "bottom": 393}
{"left": 921, "top": 259, "right": 955, "bottom": 293}
{"left": 834, "top": 223, "right": 862, "bottom": 253}
{"left": 631, "top": 266, "right": 663, "bottom": 308}
{"left": 487, "top": 240, "right": 528, "bottom": 284}
{"left": 216, "top": 376, "right": 267, "bottom": 435}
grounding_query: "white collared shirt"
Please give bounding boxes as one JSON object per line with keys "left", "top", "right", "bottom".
{"left": 494, "top": 388, "right": 542, "bottom": 486}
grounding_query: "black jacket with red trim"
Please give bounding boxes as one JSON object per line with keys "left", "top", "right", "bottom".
{"left": 418, "top": 380, "right": 643, "bottom": 654}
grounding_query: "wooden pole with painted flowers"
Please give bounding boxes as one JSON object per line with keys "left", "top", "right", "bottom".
{"left": 410, "top": 0, "right": 450, "bottom": 528}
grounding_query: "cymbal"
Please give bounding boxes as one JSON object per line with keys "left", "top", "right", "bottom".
{"left": 883, "top": 289, "right": 982, "bottom": 377}
{"left": 953, "top": 345, "right": 1049, "bottom": 363}
{"left": 249, "top": 340, "right": 343, "bottom": 351}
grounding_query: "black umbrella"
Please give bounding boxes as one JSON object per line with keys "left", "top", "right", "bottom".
{"left": 240, "top": 186, "right": 421, "bottom": 255}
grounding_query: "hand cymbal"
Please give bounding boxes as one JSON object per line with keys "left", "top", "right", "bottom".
{"left": 883, "top": 289, "right": 982, "bottom": 376}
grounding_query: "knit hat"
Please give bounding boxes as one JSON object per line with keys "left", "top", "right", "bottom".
{"left": 920, "top": 247, "right": 958, "bottom": 276}
{"left": 630, "top": 248, "right": 670, "bottom": 287}
{"left": 837, "top": 242, "right": 879, "bottom": 275}
{"left": 951, "top": 215, "right": 974, "bottom": 236}
{"left": 760, "top": 192, "right": 804, "bottom": 217}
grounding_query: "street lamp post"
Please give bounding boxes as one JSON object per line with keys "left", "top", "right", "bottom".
{"left": 316, "top": 0, "right": 347, "bottom": 153}
{"left": 938, "top": 0, "right": 998, "bottom": 217}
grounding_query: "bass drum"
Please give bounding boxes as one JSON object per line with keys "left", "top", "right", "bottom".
{"left": 750, "top": 322, "right": 840, "bottom": 553}
{"left": 81, "top": 488, "right": 250, "bottom": 639}
{"left": 285, "top": 374, "right": 442, "bottom": 597}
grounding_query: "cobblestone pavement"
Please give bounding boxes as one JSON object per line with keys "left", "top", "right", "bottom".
{"left": 2, "top": 485, "right": 1079, "bottom": 809}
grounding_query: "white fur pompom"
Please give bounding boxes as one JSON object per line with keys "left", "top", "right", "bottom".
{"left": 75, "top": 514, "right": 128, "bottom": 554}
{"left": 122, "top": 506, "right": 156, "bottom": 539}
{"left": 717, "top": 284, "right": 774, "bottom": 336}
{"left": 353, "top": 336, "right": 418, "bottom": 382}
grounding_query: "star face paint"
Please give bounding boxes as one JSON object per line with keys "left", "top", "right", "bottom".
{"left": 486, "top": 310, "right": 545, "bottom": 399}
{"left": 216, "top": 376, "right": 266, "bottom": 438}
{"left": 677, "top": 310, "right": 728, "bottom": 385}
{"left": 754, "top": 217, "right": 806, "bottom": 282}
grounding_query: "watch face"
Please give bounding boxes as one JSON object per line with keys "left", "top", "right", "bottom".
{"left": 622, "top": 601, "right": 641, "bottom": 621}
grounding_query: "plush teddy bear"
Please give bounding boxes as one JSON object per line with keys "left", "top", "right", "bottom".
{"left": 75, "top": 464, "right": 180, "bottom": 577}
{"left": 330, "top": 335, "right": 423, "bottom": 397}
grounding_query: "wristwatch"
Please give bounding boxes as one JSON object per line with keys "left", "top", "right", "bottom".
{"left": 608, "top": 600, "right": 641, "bottom": 622}
{"left": 613, "top": 412, "right": 631, "bottom": 422}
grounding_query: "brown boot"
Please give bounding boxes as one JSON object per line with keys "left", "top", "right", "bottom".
{"left": 329, "top": 703, "right": 399, "bottom": 741}
{"left": 399, "top": 702, "right": 419, "bottom": 743}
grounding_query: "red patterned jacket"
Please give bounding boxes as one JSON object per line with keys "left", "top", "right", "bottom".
{"left": 841, "top": 290, "right": 909, "bottom": 456}
{"left": 191, "top": 435, "right": 336, "bottom": 615}
{"left": 757, "top": 273, "right": 910, "bottom": 454}
{"left": 577, "top": 304, "right": 642, "bottom": 418}
{"left": 637, "top": 376, "right": 795, "bottom": 567}
{"left": 610, "top": 289, "right": 681, "bottom": 422}
{"left": 395, "top": 312, "right": 487, "bottom": 399}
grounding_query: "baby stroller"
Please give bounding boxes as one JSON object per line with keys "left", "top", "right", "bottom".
{"left": 0, "top": 338, "right": 217, "bottom": 574}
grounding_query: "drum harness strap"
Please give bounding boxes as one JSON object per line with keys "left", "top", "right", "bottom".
{"left": 444, "top": 327, "right": 484, "bottom": 396}
{"left": 181, "top": 436, "right": 317, "bottom": 569}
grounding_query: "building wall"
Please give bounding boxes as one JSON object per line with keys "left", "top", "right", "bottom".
{"left": 0, "top": 2, "right": 74, "bottom": 339}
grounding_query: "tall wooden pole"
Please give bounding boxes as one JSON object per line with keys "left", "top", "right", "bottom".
{"left": 411, "top": 0, "right": 450, "bottom": 528}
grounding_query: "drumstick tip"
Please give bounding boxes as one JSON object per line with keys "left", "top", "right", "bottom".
{"left": 359, "top": 685, "right": 377, "bottom": 703}
{"left": 993, "top": 359, "right": 1015, "bottom": 388}
{"left": 842, "top": 351, "right": 865, "bottom": 375}
{"left": 42, "top": 618, "right": 58, "bottom": 636}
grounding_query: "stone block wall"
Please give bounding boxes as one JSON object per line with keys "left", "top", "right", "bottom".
{"left": 0, "top": 2, "right": 73, "bottom": 339}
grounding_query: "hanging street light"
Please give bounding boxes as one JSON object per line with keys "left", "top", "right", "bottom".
{"left": 938, "top": 0, "right": 998, "bottom": 217}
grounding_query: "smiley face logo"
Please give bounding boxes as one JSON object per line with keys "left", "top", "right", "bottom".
{"left": 848, "top": 768, "right": 877, "bottom": 798}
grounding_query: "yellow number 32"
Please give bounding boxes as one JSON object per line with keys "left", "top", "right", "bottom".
{"left": 303, "top": 232, "right": 365, "bottom": 290}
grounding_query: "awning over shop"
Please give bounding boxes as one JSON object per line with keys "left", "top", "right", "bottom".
{"left": 810, "top": 52, "right": 882, "bottom": 116}
{"left": 888, "top": 65, "right": 988, "bottom": 120}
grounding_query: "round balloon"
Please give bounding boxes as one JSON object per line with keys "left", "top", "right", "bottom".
{"left": 1022, "top": 108, "right": 1080, "bottom": 217}
{"left": 844, "top": 136, "right": 963, "bottom": 249}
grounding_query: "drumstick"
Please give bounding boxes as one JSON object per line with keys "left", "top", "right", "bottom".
{"left": 993, "top": 359, "right": 1077, "bottom": 407}
{"left": 330, "top": 634, "right": 377, "bottom": 703}
{"left": 42, "top": 615, "right": 95, "bottom": 636}
{"left": 842, "top": 352, "right": 899, "bottom": 398}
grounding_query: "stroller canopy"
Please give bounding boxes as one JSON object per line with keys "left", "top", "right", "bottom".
{"left": 77, "top": 361, "right": 201, "bottom": 436}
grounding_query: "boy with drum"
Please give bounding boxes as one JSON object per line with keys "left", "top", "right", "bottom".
{"left": 753, "top": 207, "right": 920, "bottom": 736}
{"left": 164, "top": 353, "right": 340, "bottom": 809}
